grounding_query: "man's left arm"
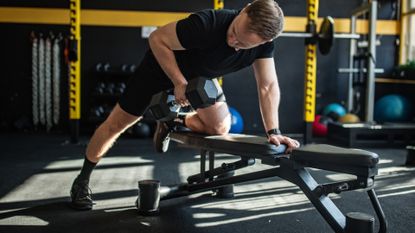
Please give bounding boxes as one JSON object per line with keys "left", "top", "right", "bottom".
{"left": 253, "top": 58, "right": 300, "bottom": 152}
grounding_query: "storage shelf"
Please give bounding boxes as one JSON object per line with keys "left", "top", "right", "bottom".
{"left": 376, "top": 78, "right": 415, "bottom": 84}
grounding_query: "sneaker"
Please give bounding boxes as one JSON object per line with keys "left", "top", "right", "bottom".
{"left": 153, "top": 122, "right": 171, "bottom": 153}
{"left": 70, "top": 177, "right": 94, "bottom": 210}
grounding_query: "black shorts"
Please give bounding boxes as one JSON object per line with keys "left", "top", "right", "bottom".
{"left": 118, "top": 62, "right": 226, "bottom": 117}
{"left": 118, "top": 59, "right": 172, "bottom": 116}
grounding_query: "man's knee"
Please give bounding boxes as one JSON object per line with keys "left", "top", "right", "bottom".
{"left": 206, "top": 123, "right": 230, "bottom": 135}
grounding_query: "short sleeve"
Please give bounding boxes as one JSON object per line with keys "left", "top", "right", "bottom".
{"left": 256, "top": 41, "right": 275, "bottom": 59}
{"left": 176, "top": 10, "right": 215, "bottom": 49}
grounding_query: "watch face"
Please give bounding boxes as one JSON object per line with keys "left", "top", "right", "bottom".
{"left": 267, "top": 128, "right": 281, "bottom": 136}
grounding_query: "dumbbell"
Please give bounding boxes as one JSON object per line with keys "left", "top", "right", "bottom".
{"left": 96, "top": 62, "right": 111, "bottom": 72}
{"left": 94, "top": 82, "right": 105, "bottom": 95}
{"left": 90, "top": 106, "right": 105, "bottom": 118}
{"left": 121, "top": 64, "right": 137, "bottom": 73}
{"left": 148, "top": 77, "right": 220, "bottom": 122}
{"left": 105, "top": 82, "right": 116, "bottom": 94}
{"left": 114, "top": 82, "right": 126, "bottom": 94}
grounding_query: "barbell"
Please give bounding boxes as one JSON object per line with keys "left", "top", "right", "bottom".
{"left": 279, "top": 16, "right": 360, "bottom": 55}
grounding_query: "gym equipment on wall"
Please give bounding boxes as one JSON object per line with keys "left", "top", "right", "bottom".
{"left": 87, "top": 62, "right": 136, "bottom": 135}
{"left": 31, "top": 32, "right": 64, "bottom": 131}
{"left": 39, "top": 34, "right": 46, "bottom": 126}
{"left": 31, "top": 32, "right": 39, "bottom": 128}
{"left": 121, "top": 64, "right": 136, "bottom": 73}
{"left": 53, "top": 34, "right": 62, "bottom": 126}
{"left": 337, "top": 1, "right": 379, "bottom": 119}
{"left": 280, "top": 16, "right": 359, "bottom": 55}
{"left": 95, "top": 62, "right": 110, "bottom": 72}
{"left": 45, "top": 36, "right": 52, "bottom": 131}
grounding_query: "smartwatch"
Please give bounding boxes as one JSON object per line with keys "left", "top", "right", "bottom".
{"left": 267, "top": 128, "right": 282, "bottom": 137}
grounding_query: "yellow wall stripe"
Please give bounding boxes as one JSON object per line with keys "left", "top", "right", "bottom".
{"left": 0, "top": 7, "right": 400, "bottom": 35}
{"left": 83, "top": 9, "right": 188, "bottom": 27}
{"left": 285, "top": 17, "right": 400, "bottom": 35}
{"left": 0, "top": 7, "right": 189, "bottom": 27}
{"left": 0, "top": 7, "right": 69, "bottom": 24}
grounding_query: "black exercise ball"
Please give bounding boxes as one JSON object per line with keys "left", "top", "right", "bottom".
{"left": 133, "top": 122, "right": 151, "bottom": 138}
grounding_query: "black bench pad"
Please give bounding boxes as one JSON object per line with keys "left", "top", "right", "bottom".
{"left": 291, "top": 144, "right": 379, "bottom": 167}
{"left": 170, "top": 132, "right": 286, "bottom": 157}
{"left": 170, "top": 132, "right": 379, "bottom": 169}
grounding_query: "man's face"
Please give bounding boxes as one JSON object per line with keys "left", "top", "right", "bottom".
{"left": 227, "top": 11, "right": 270, "bottom": 51}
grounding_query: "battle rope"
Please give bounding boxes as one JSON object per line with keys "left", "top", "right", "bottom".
{"left": 31, "top": 33, "right": 39, "bottom": 127}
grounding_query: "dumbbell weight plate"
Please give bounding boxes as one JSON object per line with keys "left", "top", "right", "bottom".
{"left": 318, "top": 16, "right": 334, "bottom": 55}
{"left": 185, "top": 78, "right": 218, "bottom": 109}
{"left": 148, "top": 91, "right": 180, "bottom": 121}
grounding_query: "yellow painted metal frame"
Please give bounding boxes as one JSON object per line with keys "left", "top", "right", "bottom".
{"left": 69, "top": 0, "right": 81, "bottom": 120}
{"left": 304, "top": 0, "right": 318, "bottom": 123}
{"left": 214, "top": 0, "right": 224, "bottom": 10}
{"left": 214, "top": 0, "right": 224, "bottom": 86}
{"left": 399, "top": 0, "right": 407, "bottom": 64}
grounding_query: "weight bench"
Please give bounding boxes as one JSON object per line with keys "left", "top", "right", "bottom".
{"left": 137, "top": 132, "right": 388, "bottom": 233}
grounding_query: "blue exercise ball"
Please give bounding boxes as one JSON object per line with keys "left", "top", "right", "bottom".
{"left": 229, "top": 107, "right": 244, "bottom": 133}
{"left": 322, "top": 103, "right": 347, "bottom": 120}
{"left": 374, "top": 94, "right": 413, "bottom": 122}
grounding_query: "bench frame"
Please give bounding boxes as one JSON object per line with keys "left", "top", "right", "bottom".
{"left": 146, "top": 133, "right": 388, "bottom": 233}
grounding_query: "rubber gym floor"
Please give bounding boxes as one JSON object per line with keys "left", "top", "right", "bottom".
{"left": 0, "top": 133, "right": 414, "bottom": 233}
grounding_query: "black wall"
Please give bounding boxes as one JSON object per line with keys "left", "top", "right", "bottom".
{"left": 0, "top": 0, "right": 403, "bottom": 134}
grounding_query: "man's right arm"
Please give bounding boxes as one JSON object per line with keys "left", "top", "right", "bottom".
{"left": 148, "top": 22, "right": 188, "bottom": 105}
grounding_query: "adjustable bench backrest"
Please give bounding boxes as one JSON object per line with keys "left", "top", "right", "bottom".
{"left": 170, "top": 132, "right": 379, "bottom": 177}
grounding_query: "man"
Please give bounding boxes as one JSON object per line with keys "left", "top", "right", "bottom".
{"left": 70, "top": 0, "right": 300, "bottom": 210}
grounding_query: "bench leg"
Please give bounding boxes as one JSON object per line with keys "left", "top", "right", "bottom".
{"left": 405, "top": 146, "right": 415, "bottom": 166}
{"left": 215, "top": 170, "right": 235, "bottom": 198}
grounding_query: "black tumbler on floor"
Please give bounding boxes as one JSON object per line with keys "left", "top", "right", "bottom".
{"left": 405, "top": 146, "right": 415, "bottom": 165}
{"left": 136, "top": 180, "right": 161, "bottom": 215}
{"left": 216, "top": 171, "right": 235, "bottom": 198}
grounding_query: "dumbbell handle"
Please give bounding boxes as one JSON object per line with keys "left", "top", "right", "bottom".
{"left": 168, "top": 99, "right": 193, "bottom": 109}
{"left": 167, "top": 100, "right": 196, "bottom": 119}
{"left": 148, "top": 77, "right": 220, "bottom": 121}
{"left": 165, "top": 87, "right": 201, "bottom": 109}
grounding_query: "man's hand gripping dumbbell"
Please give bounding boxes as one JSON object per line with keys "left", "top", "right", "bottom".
{"left": 148, "top": 77, "right": 222, "bottom": 153}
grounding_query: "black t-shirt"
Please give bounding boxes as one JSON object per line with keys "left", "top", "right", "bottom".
{"left": 144, "top": 9, "right": 275, "bottom": 80}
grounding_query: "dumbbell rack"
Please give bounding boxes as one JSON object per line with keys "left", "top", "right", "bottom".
{"left": 87, "top": 62, "right": 134, "bottom": 127}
